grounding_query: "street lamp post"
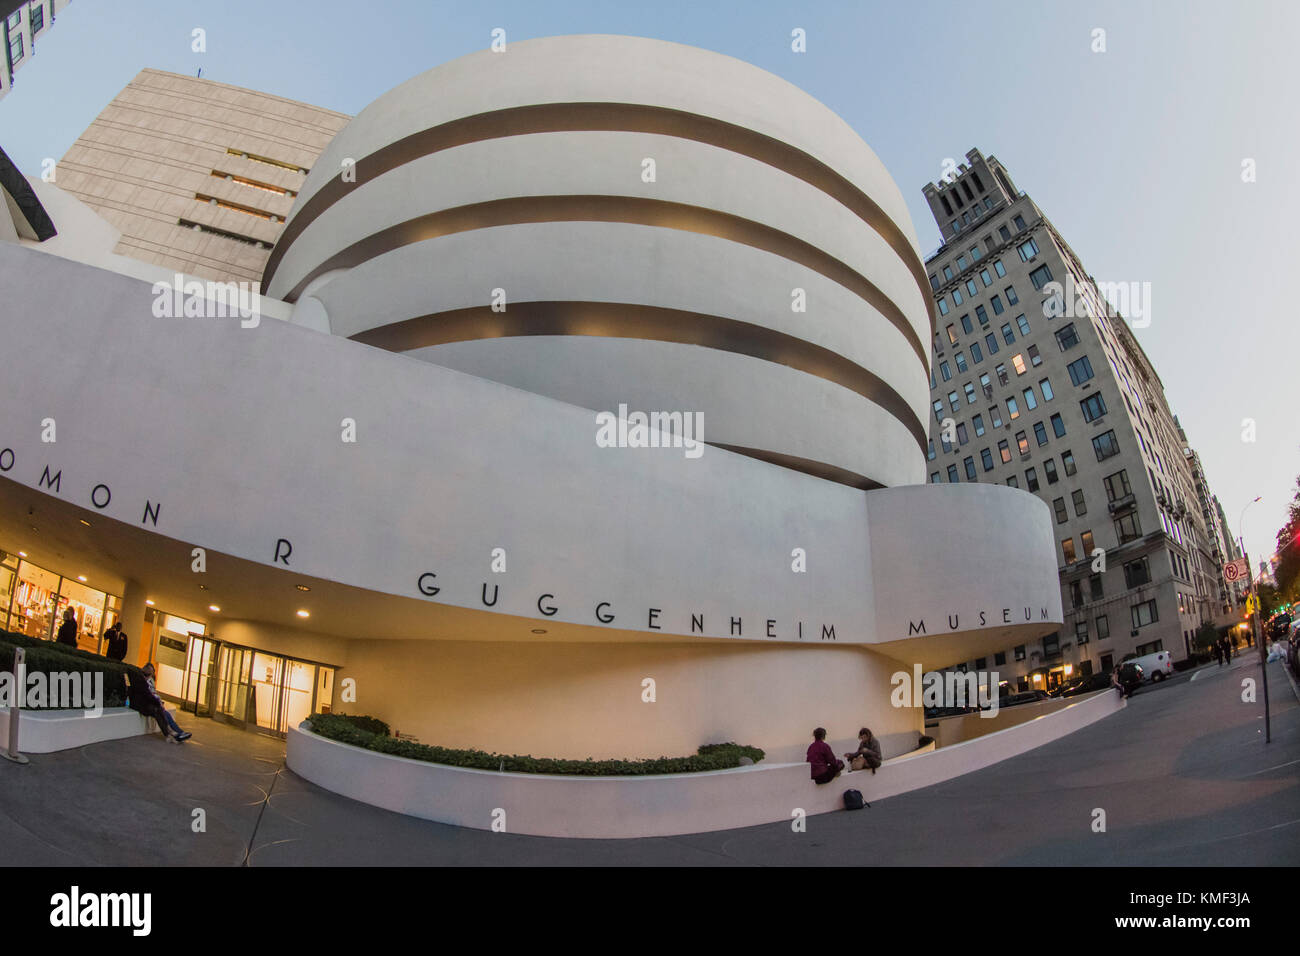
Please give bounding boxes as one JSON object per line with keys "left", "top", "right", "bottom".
{"left": 1239, "top": 497, "right": 1269, "bottom": 745}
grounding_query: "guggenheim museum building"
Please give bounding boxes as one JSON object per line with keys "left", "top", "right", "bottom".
{"left": 0, "top": 35, "right": 1062, "bottom": 765}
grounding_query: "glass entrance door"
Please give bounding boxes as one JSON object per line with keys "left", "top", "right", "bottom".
{"left": 181, "top": 636, "right": 219, "bottom": 717}
{"left": 214, "top": 645, "right": 254, "bottom": 726}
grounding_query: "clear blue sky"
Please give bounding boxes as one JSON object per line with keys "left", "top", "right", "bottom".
{"left": 3, "top": 0, "right": 1296, "bottom": 566}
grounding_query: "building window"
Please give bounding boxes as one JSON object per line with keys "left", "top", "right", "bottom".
{"left": 1023, "top": 387, "right": 1037, "bottom": 410}
{"left": 948, "top": 464, "right": 960, "bottom": 482}
{"left": 938, "top": 298, "right": 950, "bottom": 316}
{"left": 1016, "top": 315, "right": 1031, "bottom": 337}
{"left": 1075, "top": 620, "right": 1090, "bottom": 644}
{"left": 1025, "top": 467, "right": 1039, "bottom": 491}
{"left": 964, "top": 383, "right": 977, "bottom": 404}
{"left": 1017, "top": 238, "right": 1039, "bottom": 261}
{"left": 981, "top": 447, "right": 994, "bottom": 471}
{"left": 1029, "top": 264, "right": 1054, "bottom": 291}
{"left": 1062, "top": 450, "right": 1076, "bottom": 476}
{"left": 1131, "top": 599, "right": 1159, "bottom": 629}
{"left": 1097, "top": 614, "right": 1109, "bottom": 640}
{"left": 957, "top": 254, "right": 968, "bottom": 270}
{"left": 1053, "top": 497, "right": 1068, "bottom": 524}
{"left": 1004, "top": 285, "right": 1019, "bottom": 306}
{"left": 1039, "top": 378, "right": 1053, "bottom": 401}
{"left": 1013, "top": 214, "right": 1027, "bottom": 231}
{"left": 1093, "top": 429, "right": 1119, "bottom": 461}
{"left": 927, "top": 439, "right": 936, "bottom": 461}
{"left": 1016, "top": 430, "right": 1029, "bottom": 455}
{"left": 1063, "top": 538, "right": 1077, "bottom": 564}
{"left": 957, "top": 422, "right": 969, "bottom": 444}
{"left": 973, "top": 413, "right": 986, "bottom": 436}
{"left": 994, "top": 259, "right": 1007, "bottom": 278}
{"left": 1081, "top": 531, "right": 1095, "bottom": 557}
{"left": 30, "top": 4, "right": 44, "bottom": 33}
{"left": 995, "top": 651, "right": 1006, "bottom": 665}
{"left": 1026, "top": 344, "right": 1041, "bottom": 367}
{"left": 996, "top": 363, "right": 1009, "bottom": 386}
{"left": 1001, "top": 323, "right": 1015, "bottom": 345}
{"left": 1073, "top": 489, "right": 1088, "bottom": 516}
{"left": 946, "top": 324, "right": 958, "bottom": 345}
{"left": 971, "top": 342, "right": 984, "bottom": 364}
{"left": 985, "top": 333, "right": 1000, "bottom": 355}
{"left": 999, "top": 225, "right": 1012, "bottom": 242}
{"left": 1051, "top": 413, "right": 1067, "bottom": 438}
{"left": 953, "top": 287, "right": 963, "bottom": 305}
{"left": 930, "top": 471, "right": 941, "bottom": 483}
{"left": 1006, "top": 475, "right": 1019, "bottom": 488}
{"left": 955, "top": 350, "right": 968, "bottom": 371}
{"left": 1123, "top": 556, "right": 1151, "bottom": 589}
{"left": 1044, "top": 458, "right": 1059, "bottom": 484}
{"left": 929, "top": 274, "right": 940, "bottom": 291}
{"left": 990, "top": 294, "right": 1004, "bottom": 316}
{"left": 998, "top": 439, "right": 1011, "bottom": 464}
{"left": 970, "top": 245, "right": 982, "bottom": 261}
{"left": 1034, "top": 421, "right": 1048, "bottom": 446}
{"left": 1115, "top": 512, "right": 1141, "bottom": 544}
{"left": 9, "top": 32, "right": 24, "bottom": 63}
{"left": 940, "top": 361, "right": 952, "bottom": 381}
{"left": 1007, "top": 396, "right": 1020, "bottom": 419}
{"left": 1067, "top": 360, "right": 1095, "bottom": 392}
{"left": 1080, "top": 393, "right": 1107, "bottom": 422}
{"left": 1012, "top": 353, "right": 1027, "bottom": 376}
{"left": 967, "top": 279, "right": 978, "bottom": 297}
{"left": 980, "top": 268, "right": 992, "bottom": 287}
{"left": 1069, "top": 581, "right": 1084, "bottom": 609}
{"left": 943, "top": 265, "right": 954, "bottom": 281}
{"left": 933, "top": 400, "right": 945, "bottom": 422}
{"left": 975, "top": 305, "right": 988, "bottom": 326}
{"left": 1014, "top": 644, "right": 1026, "bottom": 661}
{"left": 949, "top": 391, "right": 960, "bottom": 412}
{"left": 1056, "top": 324, "right": 1081, "bottom": 352}
{"left": 989, "top": 405, "right": 1003, "bottom": 428}
{"left": 1104, "top": 469, "right": 1132, "bottom": 501}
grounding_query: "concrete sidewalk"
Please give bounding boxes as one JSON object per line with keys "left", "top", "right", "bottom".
{"left": 1, "top": 656, "right": 1296, "bottom": 866}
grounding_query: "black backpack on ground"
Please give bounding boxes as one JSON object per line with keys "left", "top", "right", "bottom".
{"left": 843, "top": 789, "right": 865, "bottom": 810}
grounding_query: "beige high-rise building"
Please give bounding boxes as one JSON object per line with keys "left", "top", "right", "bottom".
{"left": 53, "top": 68, "right": 349, "bottom": 283}
{"left": 921, "top": 148, "right": 1230, "bottom": 689}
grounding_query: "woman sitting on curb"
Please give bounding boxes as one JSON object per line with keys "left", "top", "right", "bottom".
{"left": 845, "top": 727, "right": 882, "bottom": 774}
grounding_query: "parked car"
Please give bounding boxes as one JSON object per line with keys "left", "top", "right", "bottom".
{"left": 1127, "top": 650, "right": 1174, "bottom": 683}
{"left": 1058, "top": 672, "right": 1114, "bottom": 697}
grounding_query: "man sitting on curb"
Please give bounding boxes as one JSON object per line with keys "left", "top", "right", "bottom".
{"left": 845, "top": 727, "right": 883, "bottom": 774}
{"left": 807, "top": 727, "right": 845, "bottom": 784}
{"left": 126, "top": 664, "right": 192, "bottom": 743}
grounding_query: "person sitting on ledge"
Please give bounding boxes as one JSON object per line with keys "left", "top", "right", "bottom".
{"left": 127, "top": 664, "right": 192, "bottom": 743}
{"left": 845, "top": 727, "right": 882, "bottom": 774}
{"left": 807, "top": 727, "right": 844, "bottom": 784}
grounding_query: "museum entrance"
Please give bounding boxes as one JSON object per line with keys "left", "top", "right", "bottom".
{"left": 179, "top": 637, "right": 336, "bottom": 737}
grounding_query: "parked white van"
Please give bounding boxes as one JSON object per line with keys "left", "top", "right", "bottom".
{"left": 1128, "top": 650, "right": 1175, "bottom": 682}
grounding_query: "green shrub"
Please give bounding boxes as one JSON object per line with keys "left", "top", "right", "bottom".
{"left": 0, "top": 629, "right": 144, "bottom": 710}
{"left": 304, "top": 712, "right": 764, "bottom": 776}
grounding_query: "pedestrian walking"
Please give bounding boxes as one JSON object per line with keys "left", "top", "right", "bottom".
{"left": 1214, "top": 640, "right": 1224, "bottom": 667}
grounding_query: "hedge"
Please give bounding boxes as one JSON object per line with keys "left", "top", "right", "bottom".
{"left": 0, "top": 628, "right": 145, "bottom": 709}
{"left": 307, "top": 712, "right": 765, "bottom": 776}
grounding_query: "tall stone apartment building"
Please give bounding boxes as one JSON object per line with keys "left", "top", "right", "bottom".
{"left": 921, "top": 149, "right": 1225, "bottom": 691}
{"left": 53, "top": 68, "right": 349, "bottom": 284}
{"left": 1, "top": 0, "right": 69, "bottom": 101}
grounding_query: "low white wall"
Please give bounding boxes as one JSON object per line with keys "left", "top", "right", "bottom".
{"left": 286, "top": 690, "right": 1122, "bottom": 838}
{"left": 0, "top": 705, "right": 159, "bottom": 754}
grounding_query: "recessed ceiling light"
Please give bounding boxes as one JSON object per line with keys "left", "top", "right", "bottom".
{"left": 296, "top": 609, "right": 310, "bottom": 618}
{"left": 209, "top": 605, "right": 221, "bottom": 612}
{"left": 79, "top": 519, "right": 90, "bottom": 527}
{"left": 145, "top": 600, "right": 155, "bottom": 606}
{"left": 295, "top": 584, "right": 311, "bottom": 592}
{"left": 531, "top": 628, "right": 547, "bottom": 634}
{"left": 18, "top": 551, "right": 26, "bottom": 557}
{"left": 198, "top": 584, "right": 208, "bottom": 590}
{"left": 77, "top": 575, "right": 87, "bottom": 582}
